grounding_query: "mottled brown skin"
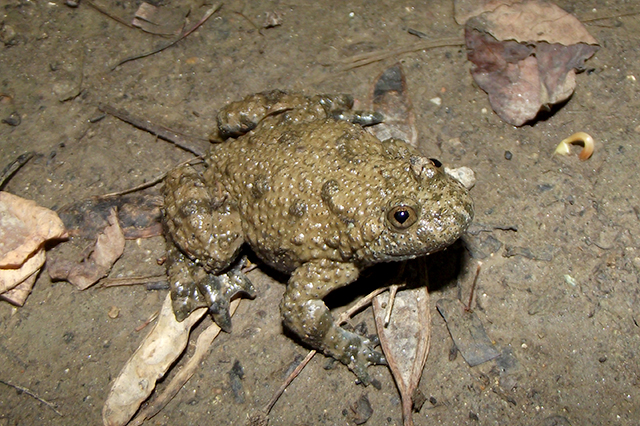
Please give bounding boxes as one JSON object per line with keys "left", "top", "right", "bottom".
{"left": 163, "top": 90, "right": 474, "bottom": 383}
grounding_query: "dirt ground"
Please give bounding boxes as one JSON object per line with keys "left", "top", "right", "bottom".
{"left": 1, "top": 0, "right": 639, "bottom": 425}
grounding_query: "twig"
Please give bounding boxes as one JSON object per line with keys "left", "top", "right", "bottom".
{"left": 99, "top": 156, "right": 203, "bottom": 198}
{"left": 334, "top": 37, "right": 464, "bottom": 72}
{"left": 263, "top": 285, "right": 390, "bottom": 415}
{"left": 0, "top": 379, "right": 63, "bottom": 416}
{"left": 581, "top": 10, "right": 640, "bottom": 22}
{"left": 383, "top": 284, "right": 399, "bottom": 326}
{"left": 0, "top": 152, "right": 33, "bottom": 189}
{"left": 112, "top": 2, "right": 222, "bottom": 70}
{"left": 135, "top": 310, "right": 160, "bottom": 332}
{"left": 99, "top": 104, "right": 209, "bottom": 156}
{"left": 464, "top": 262, "right": 482, "bottom": 312}
{"left": 85, "top": 0, "right": 134, "bottom": 28}
{"left": 100, "top": 275, "right": 167, "bottom": 288}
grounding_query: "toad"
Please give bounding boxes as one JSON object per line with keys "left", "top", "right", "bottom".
{"left": 162, "top": 90, "right": 473, "bottom": 383}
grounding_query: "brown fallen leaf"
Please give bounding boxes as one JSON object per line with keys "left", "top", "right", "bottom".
{"left": 57, "top": 193, "right": 163, "bottom": 240}
{"left": 368, "top": 63, "right": 418, "bottom": 148}
{"left": 464, "top": 0, "right": 599, "bottom": 126}
{"left": 48, "top": 208, "right": 125, "bottom": 290}
{"left": 102, "top": 294, "right": 207, "bottom": 426}
{"left": 468, "top": 0, "right": 598, "bottom": 45}
{"left": 0, "top": 191, "right": 66, "bottom": 305}
{"left": 373, "top": 261, "right": 430, "bottom": 426}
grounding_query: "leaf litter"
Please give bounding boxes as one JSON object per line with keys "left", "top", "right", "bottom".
{"left": 462, "top": 0, "right": 599, "bottom": 125}
{"left": 48, "top": 208, "right": 125, "bottom": 290}
{"left": 0, "top": 191, "right": 66, "bottom": 306}
{"left": 373, "top": 260, "right": 431, "bottom": 426}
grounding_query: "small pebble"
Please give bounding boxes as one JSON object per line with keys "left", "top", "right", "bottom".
{"left": 108, "top": 306, "right": 120, "bottom": 319}
{"left": 2, "top": 112, "right": 21, "bottom": 126}
{"left": 504, "top": 150, "right": 513, "bottom": 160}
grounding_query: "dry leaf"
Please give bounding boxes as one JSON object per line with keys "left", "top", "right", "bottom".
{"left": 128, "top": 299, "right": 241, "bottom": 426}
{"left": 132, "top": 2, "right": 188, "bottom": 36}
{"left": 465, "top": 0, "right": 599, "bottom": 126}
{"left": 436, "top": 298, "right": 500, "bottom": 366}
{"left": 57, "top": 194, "right": 163, "bottom": 240}
{"left": 0, "top": 265, "right": 39, "bottom": 306}
{"left": 373, "top": 261, "right": 430, "bottom": 426}
{"left": 469, "top": 0, "right": 598, "bottom": 46}
{"left": 0, "top": 192, "right": 66, "bottom": 305}
{"left": 48, "top": 208, "right": 125, "bottom": 290}
{"left": 102, "top": 294, "right": 207, "bottom": 426}
{"left": 368, "top": 63, "right": 417, "bottom": 148}
{"left": 0, "top": 191, "right": 66, "bottom": 268}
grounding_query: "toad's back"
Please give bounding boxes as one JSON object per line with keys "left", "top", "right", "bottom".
{"left": 204, "top": 116, "right": 471, "bottom": 273}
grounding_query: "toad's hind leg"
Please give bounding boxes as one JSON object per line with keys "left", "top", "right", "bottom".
{"left": 281, "top": 260, "right": 386, "bottom": 384}
{"left": 163, "top": 164, "right": 254, "bottom": 327}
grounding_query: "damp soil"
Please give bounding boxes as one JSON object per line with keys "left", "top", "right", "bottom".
{"left": 1, "top": 1, "right": 639, "bottom": 425}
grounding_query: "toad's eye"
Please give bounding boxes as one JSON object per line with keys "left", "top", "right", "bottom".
{"left": 388, "top": 205, "right": 418, "bottom": 229}
{"left": 428, "top": 158, "right": 442, "bottom": 168}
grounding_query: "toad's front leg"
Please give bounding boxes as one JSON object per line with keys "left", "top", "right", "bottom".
{"left": 163, "top": 164, "right": 254, "bottom": 329}
{"left": 281, "top": 259, "right": 386, "bottom": 384}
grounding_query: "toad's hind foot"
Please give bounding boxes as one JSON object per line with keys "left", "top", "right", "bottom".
{"left": 281, "top": 260, "right": 386, "bottom": 385}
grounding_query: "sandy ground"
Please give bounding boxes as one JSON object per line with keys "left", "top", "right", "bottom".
{"left": 1, "top": 0, "right": 639, "bottom": 425}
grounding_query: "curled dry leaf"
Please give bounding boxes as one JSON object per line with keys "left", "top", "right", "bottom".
{"left": 368, "top": 63, "right": 417, "bottom": 148}
{"left": 464, "top": 0, "right": 599, "bottom": 126}
{"left": 102, "top": 294, "right": 207, "bottom": 426}
{"left": 48, "top": 208, "right": 125, "bottom": 290}
{"left": 373, "top": 261, "right": 431, "bottom": 426}
{"left": 0, "top": 191, "right": 66, "bottom": 306}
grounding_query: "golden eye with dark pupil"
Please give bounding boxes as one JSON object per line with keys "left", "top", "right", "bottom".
{"left": 388, "top": 205, "right": 418, "bottom": 229}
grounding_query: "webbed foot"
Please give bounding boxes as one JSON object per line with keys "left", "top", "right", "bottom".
{"left": 197, "top": 259, "right": 256, "bottom": 332}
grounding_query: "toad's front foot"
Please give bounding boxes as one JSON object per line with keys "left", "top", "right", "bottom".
{"left": 167, "top": 244, "right": 255, "bottom": 330}
{"left": 200, "top": 259, "right": 256, "bottom": 332}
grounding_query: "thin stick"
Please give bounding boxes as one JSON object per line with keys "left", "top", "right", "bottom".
{"left": 99, "top": 104, "right": 208, "bottom": 156}
{"left": 135, "top": 310, "right": 160, "bottom": 332}
{"left": 464, "top": 262, "right": 482, "bottom": 312}
{"left": 383, "top": 284, "right": 399, "bottom": 326}
{"left": 100, "top": 275, "right": 167, "bottom": 288}
{"left": 263, "top": 285, "right": 390, "bottom": 415}
{"left": 112, "top": 3, "right": 222, "bottom": 70}
{"left": 0, "top": 379, "right": 63, "bottom": 416}
{"left": 85, "top": 0, "right": 134, "bottom": 28}
{"left": 100, "top": 157, "right": 203, "bottom": 198}
{"left": 0, "top": 152, "right": 33, "bottom": 189}
{"left": 334, "top": 37, "right": 464, "bottom": 72}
